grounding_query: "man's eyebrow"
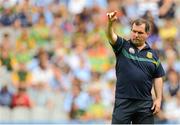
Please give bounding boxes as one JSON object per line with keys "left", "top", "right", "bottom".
{"left": 132, "top": 29, "right": 144, "bottom": 34}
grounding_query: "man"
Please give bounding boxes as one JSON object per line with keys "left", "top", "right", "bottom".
{"left": 106, "top": 11, "right": 165, "bottom": 124}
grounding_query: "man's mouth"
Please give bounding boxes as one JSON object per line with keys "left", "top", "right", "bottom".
{"left": 133, "top": 39, "right": 139, "bottom": 42}
{"left": 134, "top": 38, "right": 140, "bottom": 41}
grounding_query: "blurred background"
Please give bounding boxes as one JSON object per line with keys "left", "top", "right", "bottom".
{"left": 0, "top": 0, "right": 180, "bottom": 124}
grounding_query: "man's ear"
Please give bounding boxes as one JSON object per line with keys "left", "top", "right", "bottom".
{"left": 146, "top": 32, "right": 150, "bottom": 37}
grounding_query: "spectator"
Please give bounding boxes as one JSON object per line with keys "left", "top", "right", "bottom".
{"left": 0, "top": 43, "right": 17, "bottom": 71}
{"left": 84, "top": 85, "right": 110, "bottom": 122}
{"left": 50, "top": 64, "right": 67, "bottom": 92}
{"left": 159, "top": 18, "right": 178, "bottom": 48}
{"left": 156, "top": 69, "right": 180, "bottom": 123}
{"left": 15, "top": 28, "right": 35, "bottom": 51}
{"left": 158, "top": 0, "right": 175, "bottom": 19}
{"left": 30, "top": 14, "right": 51, "bottom": 47}
{"left": 0, "top": 85, "right": 13, "bottom": 107}
{"left": 11, "top": 62, "right": 32, "bottom": 89}
{"left": 31, "top": 48, "right": 54, "bottom": 88}
{"left": 11, "top": 87, "right": 32, "bottom": 108}
{"left": 0, "top": 8, "right": 16, "bottom": 26}
{"left": 163, "top": 69, "right": 180, "bottom": 101}
{"left": 68, "top": 0, "right": 86, "bottom": 15}
{"left": 64, "top": 77, "right": 90, "bottom": 120}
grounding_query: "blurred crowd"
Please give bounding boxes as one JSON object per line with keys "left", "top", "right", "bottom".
{"left": 0, "top": 0, "right": 180, "bottom": 123}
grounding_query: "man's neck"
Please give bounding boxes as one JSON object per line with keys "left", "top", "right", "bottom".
{"left": 137, "top": 43, "right": 146, "bottom": 51}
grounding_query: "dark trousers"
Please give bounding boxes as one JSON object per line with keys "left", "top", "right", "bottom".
{"left": 112, "top": 98, "right": 154, "bottom": 124}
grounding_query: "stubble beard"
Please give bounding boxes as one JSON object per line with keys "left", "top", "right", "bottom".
{"left": 131, "top": 39, "right": 144, "bottom": 47}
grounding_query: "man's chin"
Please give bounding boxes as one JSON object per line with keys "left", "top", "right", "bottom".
{"left": 132, "top": 41, "right": 143, "bottom": 47}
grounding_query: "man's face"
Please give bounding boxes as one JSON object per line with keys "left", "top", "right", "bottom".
{"left": 130, "top": 23, "right": 149, "bottom": 47}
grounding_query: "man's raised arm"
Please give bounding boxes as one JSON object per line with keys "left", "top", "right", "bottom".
{"left": 106, "top": 11, "right": 118, "bottom": 45}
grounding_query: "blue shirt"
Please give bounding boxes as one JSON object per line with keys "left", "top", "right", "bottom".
{"left": 0, "top": 90, "right": 12, "bottom": 107}
{"left": 110, "top": 36, "right": 165, "bottom": 100}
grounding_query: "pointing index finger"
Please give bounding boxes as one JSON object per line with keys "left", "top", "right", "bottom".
{"left": 112, "top": 11, "right": 117, "bottom": 17}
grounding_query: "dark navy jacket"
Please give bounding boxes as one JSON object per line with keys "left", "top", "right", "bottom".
{"left": 110, "top": 36, "right": 165, "bottom": 100}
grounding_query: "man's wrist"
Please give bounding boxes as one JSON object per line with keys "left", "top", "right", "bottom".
{"left": 156, "top": 97, "right": 162, "bottom": 101}
{"left": 108, "top": 21, "right": 113, "bottom": 27}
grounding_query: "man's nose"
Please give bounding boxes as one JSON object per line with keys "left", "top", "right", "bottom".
{"left": 135, "top": 32, "right": 139, "bottom": 37}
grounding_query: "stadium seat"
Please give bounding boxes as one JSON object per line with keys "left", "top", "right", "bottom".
{"left": 0, "top": 106, "right": 11, "bottom": 122}
{"left": 11, "top": 107, "right": 31, "bottom": 123}
{"left": 49, "top": 108, "right": 69, "bottom": 123}
{"left": 30, "top": 106, "right": 50, "bottom": 122}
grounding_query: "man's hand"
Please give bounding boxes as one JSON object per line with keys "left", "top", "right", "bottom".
{"left": 107, "top": 11, "right": 118, "bottom": 25}
{"left": 151, "top": 98, "right": 161, "bottom": 114}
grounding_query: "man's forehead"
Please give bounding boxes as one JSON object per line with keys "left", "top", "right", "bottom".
{"left": 132, "top": 23, "right": 146, "bottom": 31}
